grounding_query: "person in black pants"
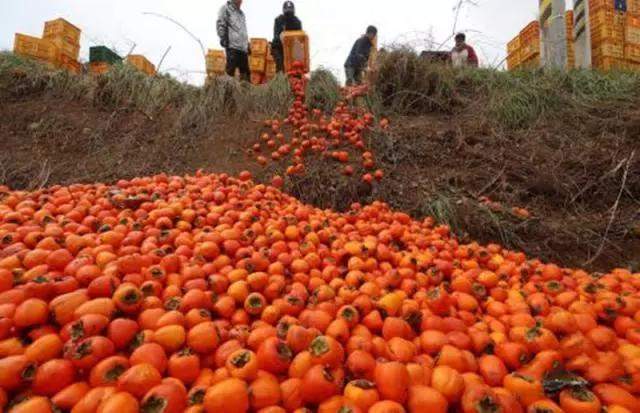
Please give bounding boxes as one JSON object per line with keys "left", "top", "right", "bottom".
{"left": 217, "top": 0, "right": 250, "bottom": 81}
{"left": 344, "top": 25, "right": 378, "bottom": 86}
{"left": 272, "top": 1, "right": 303, "bottom": 73}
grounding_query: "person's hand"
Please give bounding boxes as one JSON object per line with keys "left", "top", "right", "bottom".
{"left": 220, "top": 38, "right": 229, "bottom": 48}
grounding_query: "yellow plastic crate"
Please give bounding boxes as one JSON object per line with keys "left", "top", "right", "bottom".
{"left": 625, "top": 44, "right": 640, "bottom": 62}
{"left": 13, "top": 33, "right": 59, "bottom": 64}
{"left": 250, "top": 38, "right": 269, "bottom": 56}
{"left": 592, "top": 43, "right": 624, "bottom": 58}
{"left": 592, "top": 56, "right": 627, "bottom": 70}
{"left": 43, "top": 18, "right": 81, "bottom": 44}
{"left": 626, "top": 16, "right": 640, "bottom": 44}
{"left": 47, "top": 36, "right": 80, "bottom": 60}
{"left": 249, "top": 55, "right": 266, "bottom": 73}
{"left": 520, "top": 54, "right": 541, "bottom": 70}
{"left": 566, "top": 11, "right": 575, "bottom": 69}
{"left": 507, "top": 36, "right": 521, "bottom": 55}
{"left": 266, "top": 60, "right": 276, "bottom": 77}
{"left": 206, "top": 50, "right": 226, "bottom": 73}
{"left": 589, "top": 0, "right": 624, "bottom": 13}
{"left": 520, "top": 40, "right": 540, "bottom": 61}
{"left": 507, "top": 55, "right": 520, "bottom": 71}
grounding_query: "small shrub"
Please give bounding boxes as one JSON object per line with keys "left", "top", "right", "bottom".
{"left": 306, "top": 68, "right": 341, "bottom": 113}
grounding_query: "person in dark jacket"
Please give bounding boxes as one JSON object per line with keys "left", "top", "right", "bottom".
{"left": 217, "top": 0, "right": 250, "bottom": 81}
{"left": 272, "top": 1, "right": 303, "bottom": 73}
{"left": 344, "top": 25, "right": 377, "bottom": 86}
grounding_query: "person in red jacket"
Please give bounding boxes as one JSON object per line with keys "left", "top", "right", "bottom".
{"left": 451, "top": 33, "right": 479, "bottom": 68}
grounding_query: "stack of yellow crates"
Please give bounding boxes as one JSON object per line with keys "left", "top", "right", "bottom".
{"left": 249, "top": 38, "right": 268, "bottom": 85}
{"left": 127, "top": 55, "right": 156, "bottom": 76}
{"left": 624, "top": 2, "right": 640, "bottom": 69}
{"left": 505, "top": 21, "right": 540, "bottom": 70}
{"left": 13, "top": 18, "right": 81, "bottom": 74}
{"left": 206, "top": 49, "right": 226, "bottom": 80}
{"left": 13, "top": 34, "right": 59, "bottom": 68}
{"left": 566, "top": 10, "right": 576, "bottom": 69}
{"left": 43, "top": 18, "right": 81, "bottom": 74}
{"left": 264, "top": 45, "right": 277, "bottom": 82}
{"left": 506, "top": 33, "right": 522, "bottom": 70}
{"left": 589, "top": 0, "right": 626, "bottom": 70}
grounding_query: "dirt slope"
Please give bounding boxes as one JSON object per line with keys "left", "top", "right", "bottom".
{"left": 0, "top": 66, "right": 639, "bottom": 272}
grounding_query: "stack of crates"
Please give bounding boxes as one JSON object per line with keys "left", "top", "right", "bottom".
{"left": 43, "top": 18, "right": 82, "bottom": 74}
{"left": 624, "top": 3, "right": 640, "bottom": 69}
{"left": 13, "top": 34, "right": 59, "bottom": 68}
{"left": 13, "top": 18, "right": 81, "bottom": 74}
{"left": 206, "top": 49, "right": 226, "bottom": 80}
{"left": 265, "top": 45, "right": 277, "bottom": 82}
{"left": 249, "top": 38, "right": 269, "bottom": 85}
{"left": 89, "top": 46, "right": 122, "bottom": 75}
{"left": 514, "top": 21, "right": 541, "bottom": 69}
{"left": 566, "top": 10, "right": 576, "bottom": 69}
{"left": 506, "top": 33, "right": 522, "bottom": 70}
{"left": 127, "top": 55, "right": 156, "bottom": 76}
{"left": 589, "top": 0, "right": 626, "bottom": 70}
{"left": 520, "top": 21, "right": 541, "bottom": 68}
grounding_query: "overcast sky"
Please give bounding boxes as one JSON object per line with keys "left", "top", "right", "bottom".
{"left": 1, "top": 0, "right": 545, "bottom": 84}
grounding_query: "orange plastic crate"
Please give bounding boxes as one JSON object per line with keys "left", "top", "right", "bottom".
{"left": 13, "top": 33, "right": 59, "bottom": 65}
{"left": 127, "top": 55, "right": 155, "bottom": 75}
{"left": 250, "top": 38, "right": 269, "bottom": 56}
{"left": 43, "top": 18, "right": 81, "bottom": 44}
{"left": 89, "top": 62, "right": 110, "bottom": 75}
{"left": 59, "top": 55, "right": 81, "bottom": 75}
{"left": 566, "top": 11, "right": 575, "bottom": 69}
{"left": 520, "top": 21, "right": 540, "bottom": 39}
{"left": 250, "top": 72, "right": 264, "bottom": 85}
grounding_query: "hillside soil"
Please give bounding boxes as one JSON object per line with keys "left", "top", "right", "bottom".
{"left": 1, "top": 84, "right": 639, "bottom": 272}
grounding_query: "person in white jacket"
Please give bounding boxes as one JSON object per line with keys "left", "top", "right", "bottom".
{"left": 451, "top": 33, "right": 479, "bottom": 68}
{"left": 217, "top": 0, "right": 250, "bottom": 81}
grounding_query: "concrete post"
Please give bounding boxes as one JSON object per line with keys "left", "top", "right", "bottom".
{"left": 540, "top": 0, "right": 568, "bottom": 69}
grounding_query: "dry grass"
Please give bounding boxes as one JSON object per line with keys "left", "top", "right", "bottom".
{"left": 373, "top": 48, "right": 640, "bottom": 128}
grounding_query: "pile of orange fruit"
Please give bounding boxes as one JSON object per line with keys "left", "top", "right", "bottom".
{"left": 0, "top": 171, "right": 639, "bottom": 413}
{"left": 249, "top": 62, "right": 386, "bottom": 184}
